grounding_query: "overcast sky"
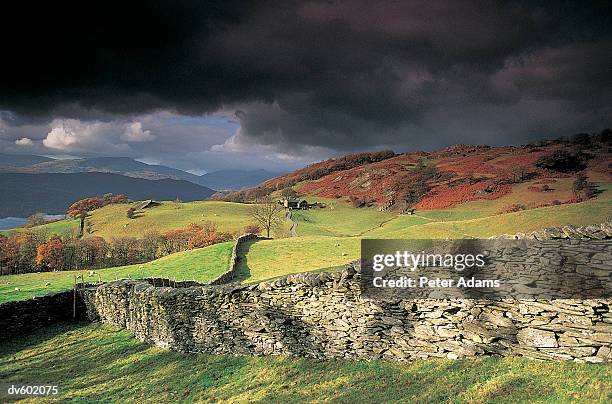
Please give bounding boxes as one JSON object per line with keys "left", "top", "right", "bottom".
{"left": 0, "top": 0, "right": 610, "bottom": 173}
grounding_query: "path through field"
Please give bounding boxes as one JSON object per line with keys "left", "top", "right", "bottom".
{"left": 286, "top": 209, "right": 298, "bottom": 237}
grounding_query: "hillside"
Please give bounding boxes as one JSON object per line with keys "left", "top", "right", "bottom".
{"left": 0, "top": 242, "right": 233, "bottom": 303}
{"left": 0, "top": 153, "right": 53, "bottom": 167}
{"left": 0, "top": 172, "right": 215, "bottom": 217}
{"left": 199, "top": 169, "right": 279, "bottom": 190}
{"left": 0, "top": 155, "right": 277, "bottom": 190}
{"left": 296, "top": 139, "right": 611, "bottom": 212}
{"left": 12, "top": 156, "right": 204, "bottom": 183}
{"left": 2, "top": 323, "right": 608, "bottom": 403}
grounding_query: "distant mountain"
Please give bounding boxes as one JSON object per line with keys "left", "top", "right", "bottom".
{"left": 199, "top": 169, "right": 280, "bottom": 190}
{"left": 1, "top": 155, "right": 278, "bottom": 190}
{"left": 0, "top": 172, "right": 215, "bottom": 217}
{"left": 0, "top": 153, "right": 53, "bottom": 167}
{"left": 15, "top": 156, "right": 204, "bottom": 184}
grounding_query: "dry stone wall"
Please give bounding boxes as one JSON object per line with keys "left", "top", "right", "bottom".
{"left": 81, "top": 255, "right": 611, "bottom": 362}
{"left": 3, "top": 222, "right": 611, "bottom": 362}
{"left": 208, "top": 233, "right": 263, "bottom": 285}
{"left": 0, "top": 290, "right": 87, "bottom": 340}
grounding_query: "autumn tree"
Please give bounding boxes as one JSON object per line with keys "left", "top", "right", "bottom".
{"left": 111, "top": 194, "right": 129, "bottom": 204}
{"left": 67, "top": 197, "right": 103, "bottom": 237}
{"left": 109, "top": 237, "right": 140, "bottom": 266}
{"left": 141, "top": 230, "right": 162, "bottom": 261}
{"left": 36, "top": 236, "right": 65, "bottom": 271}
{"left": 80, "top": 236, "right": 109, "bottom": 267}
{"left": 249, "top": 196, "right": 284, "bottom": 237}
{"left": 24, "top": 213, "right": 47, "bottom": 228}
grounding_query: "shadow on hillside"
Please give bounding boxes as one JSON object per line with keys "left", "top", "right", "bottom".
{"left": 0, "top": 321, "right": 91, "bottom": 357}
{"left": 232, "top": 239, "right": 259, "bottom": 283}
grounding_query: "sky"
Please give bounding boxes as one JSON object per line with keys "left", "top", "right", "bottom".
{"left": 0, "top": 0, "right": 610, "bottom": 173}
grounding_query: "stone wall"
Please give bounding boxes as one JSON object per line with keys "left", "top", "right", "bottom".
{"left": 208, "top": 233, "right": 263, "bottom": 285}
{"left": 0, "top": 290, "right": 86, "bottom": 340}
{"left": 79, "top": 222, "right": 612, "bottom": 362}
{"left": 80, "top": 262, "right": 611, "bottom": 362}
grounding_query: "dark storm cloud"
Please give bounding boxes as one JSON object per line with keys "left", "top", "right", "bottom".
{"left": 0, "top": 0, "right": 611, "bottom": 155}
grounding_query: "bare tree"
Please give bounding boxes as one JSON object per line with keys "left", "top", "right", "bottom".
{"left": 249, "top": 196, "right": 284, "bottom": 238}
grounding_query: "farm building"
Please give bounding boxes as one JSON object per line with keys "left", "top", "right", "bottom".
{"left": 282, "top": 198, "right": 309, "bottom": 209}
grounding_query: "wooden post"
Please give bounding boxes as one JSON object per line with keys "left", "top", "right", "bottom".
{"left": 73, "top": 276, "right": 77, "bottom": 319}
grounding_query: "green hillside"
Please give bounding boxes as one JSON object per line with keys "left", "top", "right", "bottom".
{"left": 1, "top": 322, "right": 608, "bottom": 403}
{"left": 1, "top": 201, "right": 255, "bottom": 239}
{"left": 2, "top": 180, "right": 611, "bottom": 302}
{"left": 0, "top": 242, "right": 233, "bottom": 304}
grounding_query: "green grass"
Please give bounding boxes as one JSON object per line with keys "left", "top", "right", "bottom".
{"left": 0, "top": 322, "right": 609, "bottom": 403}
{"left": 86, "top": 201, "right": 254, "bottom": 240}
{"left": 0, "top": 241, "right": 233, "bottom": 304}
{"left": 2, "top": 182, "right": 611, "bottom": 294}
{"left": 0, "top": 218, "right": 79, "bottom": 237}
{"left": 365, "top": 192, "right": 612, "bottom": 239}
{"left": 236, "top": 236, "right": 360, "bottom": 284}
{"left": 1, "top": 201, "right": 256, "bottom": 240}
{"left": 291, "top": 198, "right": 395, "bottom": 237}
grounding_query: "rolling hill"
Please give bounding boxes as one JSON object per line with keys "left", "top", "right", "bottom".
{"left": 12, "top": 156, "right": 203, "bottom": 182}
{"left": 0, "top": 152, "right": 53, "bottom": 167}
{"left": 0, "top": 155, "right": 278, "bottom": 190}
{"left": 199, "top": 169, "right": 279, "bottom": 190}
{"left": 0, "top": 172, "right": 215, "bottom": 217}
{"left": 254, "top": 135, "right": 611, "bottom": 212}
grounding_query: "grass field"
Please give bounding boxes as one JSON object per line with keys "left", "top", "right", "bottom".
{"left": 85, "top": 201, "right": 254, "bottom": 239}
{"left": 1, "top": 201, "right": 256, "bottom": 240}
{"left": 0, "top": 322, "right": 609, "bottom": 403}
{"left": 365, "top": 190, "right": 611, "bottom": 239}
{"left": 0, "top": 218, "right": 78, "bottom": 237}
{"left": 0, "top": 242, "right": 233, "bottom": 304}
{"left": 291, "top": 198, "right": 395, "bottom": 237}
{"left": 234, "top": 186, "right": 612, "bottom": 282}
{"left": 2, "top": 181, "right": 611, "bottom": 301}
{"left": 236, "top": 236, "right": 360, "bottom": 284}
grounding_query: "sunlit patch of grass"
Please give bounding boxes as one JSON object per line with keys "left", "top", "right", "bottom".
{"left": 0, "top": 322, "right": 609, "bottom": 403}
{"left": 0, "top": 242, "right": 233, "bottom": 304}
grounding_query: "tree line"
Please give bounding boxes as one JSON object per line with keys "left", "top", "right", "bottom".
{"left": 0, "top": 221, "right": 235, "bottom": 276}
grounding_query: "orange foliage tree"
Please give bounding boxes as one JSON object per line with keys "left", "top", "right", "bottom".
{"left": 36, "top": 236, "right": 65, "bottom": 271}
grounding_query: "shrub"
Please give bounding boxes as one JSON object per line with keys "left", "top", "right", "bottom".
{"left": 24, "top": 213, "right": 47, "bottom": 228}
{"left": 535, "top": 150, "right": 589, "bottom": 173}
{"left": 498, "top": 204, "right": 526, "bottom": 214}
{"left": 244, "top": 224, "right": 261, "bottom": 235}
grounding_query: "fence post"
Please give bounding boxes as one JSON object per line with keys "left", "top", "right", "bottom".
{"left": 73, "top": 275, "right": 76, "bottom": 319}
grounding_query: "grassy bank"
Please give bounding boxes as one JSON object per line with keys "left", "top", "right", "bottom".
{"left": 0, "top": 322, "right": 609, "bottom": 403}
{"left": 0, "top": 241, "right": 233, "bottom": 304}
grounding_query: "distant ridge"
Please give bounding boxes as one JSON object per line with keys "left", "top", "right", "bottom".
{"left": 0, "top": 155, "right": 278, "bottom": 190}
{"left": 0, "top": 172, "right": 215, "bottom": 217}
{"left": 199, "top": 169, "right": 280, "bottom": 190}
{"left": 0, "top": 153, "right": 53, "bottom": 167}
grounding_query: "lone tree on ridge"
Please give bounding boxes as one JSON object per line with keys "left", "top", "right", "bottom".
{"left": 249, "top": 196, "right": 284, "bottom": 238}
